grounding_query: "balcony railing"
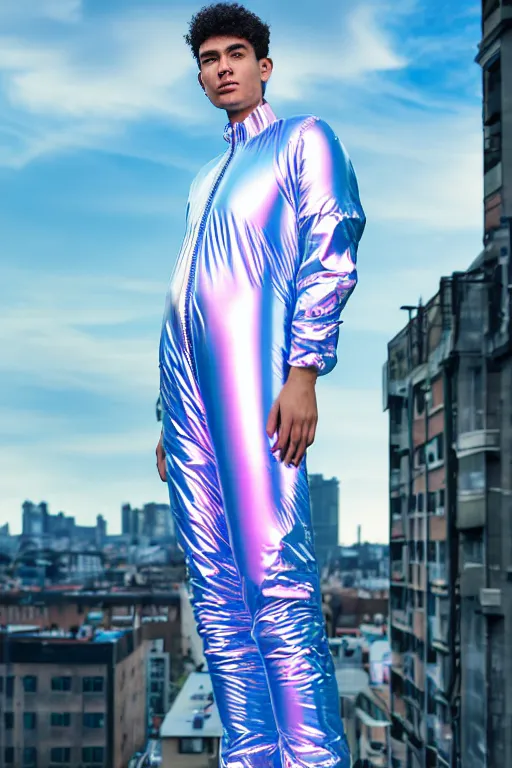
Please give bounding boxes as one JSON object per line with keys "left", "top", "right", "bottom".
{"left": 428, "top": 562, "right": 447, "bottom": 584}
{"left": 392, "top": 608, "right": 408, "bottom": 629}
{"left": 429, "top": 615, "right": 449, "bottom": 649}
{"left": 390, "top": 469, "right": 401, "bottom": 490}
{"left": 391, "top": 562, "right": 405, "bottom": 582}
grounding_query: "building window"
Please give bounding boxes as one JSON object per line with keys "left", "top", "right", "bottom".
{"left": 23, "top": 747, "right": 37, "bottom": 767}
{"left": 51, "top": 712, "right": 71, "bottom": 727}
{"left": 82, "top": 747, "right": 104, "bottom": 763}
{"left": 24, "top": 712, "right": 37, "bottom": 730}
{"left": 417, "top": 493, "right": 424, "bottom": 513}
{"left": 414, "top": 445, "right": 425, "bottom": 468}
{"left": 462, "top": 532, "right": 484, "bottom": 566}
{"left": 179, "top": 738, "right": 204, "bottom": 754}
{"left": 414, "top": 386, "right": 425, "bottom": 417}
{"left": 458, "top": 453, "right": 485, "bottom": 494}
{"left": 83, "top": 713, "right": 105, "bottom": 728}
{"left": 5, "top": 748, "right": 14, "bottom": 764}
{"left": 427, "top": 491, "right": 436, "bottom": 514}
{"left": 4, "top": 712, "right": 14, "bottom": 729}
{"left": 51, "top": 676, "right": 72, "bottom": 692}
{"left": 82, "top": 676, "right": 104, "bottom": 694}
{"left": 458, "top": 365, "right": 484, "bottom": 433}
{"left": 23, "top": 676, "right": 38, "bottom": 693}
{"left": 426, "top": 434, "right": 444, "bottom": 466}
{"left": 50, "top": 747, "right": 70, "bottom": 763}
{"left": 6, "top": 675, "right": 14, "bottom": 698}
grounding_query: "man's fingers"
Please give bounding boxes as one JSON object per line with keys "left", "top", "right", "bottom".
{"left": 291, "top": 422, "right": 311, "bottom": 466}
{"left": 283, "top": 422, "right": 302, "bottom": 465}
{"left": 274, "top": 416, "right": 292, "bottom": 457}
{"left": 292, "top": 436, "right": 309, "bottom": 467}
{"left": 266, "top": 399, "right": 280, "bottom": 439}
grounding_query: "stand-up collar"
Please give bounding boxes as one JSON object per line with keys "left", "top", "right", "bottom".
{"left": 223, "top": 100, "right": 278, "bottom": 145}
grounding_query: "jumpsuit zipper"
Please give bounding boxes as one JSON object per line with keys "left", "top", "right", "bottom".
{"left": 182, "top": 134, "right": 237, "bottom": 380}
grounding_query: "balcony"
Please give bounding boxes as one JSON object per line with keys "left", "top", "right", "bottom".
{"left": 433, "top": 719, "right": 453, "bottom": 762}
{"left": 484, "top": 161, "right": 502, "bottom": 197}
{"left": 413, "top": 610, "right": 425, "bottom": 639}
{"left": 391, "top": 517, "right": 405, "bottom": 541}
{"left": 392, "top": 608, "right": 410, "bottom": 632}
{"left": 482, "top": 0, "right": 512, "bottom": 40}
{"left": 428, "top": 562, "right": 448, "bottom": 585}
{"left": 457, "top": 492, "right": 486, "bottom": 529}
{"left": 484, "top": 88, "right": 501, "bottom": 126}
{"left": 359, "top": 737, "right": 389, "bottom": 768}
{"left": 426, "top": 662, "right": 445, "bottom": 694}
{"left": 390, "top": 469, "right": 401, "bottom": 491}
{"left": 391, "top": 561, "right": 406, "bottom": 583}
{"left": 456, "top": 429, "right": 500, "bottom": 456}
{"left": 460, "top": 564, "right": 484, "bottom": 598}
{"left": 429, "top": 615, "right": 449, "bottom": 652}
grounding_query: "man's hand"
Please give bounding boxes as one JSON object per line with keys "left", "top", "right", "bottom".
{"left": 156, "top": 431, "right": 167, "bottom": 482}
{"left": 266, "top": 366, "right": 318, "bottom": 467}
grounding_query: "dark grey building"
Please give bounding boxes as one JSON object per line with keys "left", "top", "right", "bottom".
{"left": 383, "top": 3, "right": 512, "bottom": 766}
{"left": 458, "top": 3, "right": 512, "bottom": 767}
{"left": 309, "top": 474, "right": 339, "bottom": 572}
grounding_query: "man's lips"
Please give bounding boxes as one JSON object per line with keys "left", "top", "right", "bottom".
{"left": 218, "top": 82, "right": 238, "bottom": 92}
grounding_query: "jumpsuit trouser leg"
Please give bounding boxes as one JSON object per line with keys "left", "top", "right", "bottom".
{"left": 161, "top": 288, "right": 351, "bottom": 768}
{"left": 162, "top": 394, "right": 282, "bottom": 768}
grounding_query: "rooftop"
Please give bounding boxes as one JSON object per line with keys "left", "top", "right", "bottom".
{"left": 160, "top": 671, "right": 223, "bottom": 739}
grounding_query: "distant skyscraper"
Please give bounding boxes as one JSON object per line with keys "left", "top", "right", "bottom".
{"left": 120, "top": 503, "right": 173, "bottom": 541}
{"left": 308, "top": 474, "right": 339, "bottom": 571}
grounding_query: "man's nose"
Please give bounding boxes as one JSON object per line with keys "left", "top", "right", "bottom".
{"left": 218, "top": 58, "right": 233, "bottom": 77}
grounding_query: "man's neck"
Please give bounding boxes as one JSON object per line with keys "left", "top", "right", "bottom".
{"left": 227, "top": 99, "right": 263, "bottom": 125}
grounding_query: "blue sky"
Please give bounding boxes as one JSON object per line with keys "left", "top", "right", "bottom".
{"left": 0, "top": 0, "right": 482, "bottom": 543}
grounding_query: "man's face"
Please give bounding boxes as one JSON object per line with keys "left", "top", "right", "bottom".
{"left": 198, "top": 35, "right": 272, "bottom": 112}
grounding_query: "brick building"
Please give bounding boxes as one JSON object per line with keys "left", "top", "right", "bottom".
{"left": 0, "top": 628, "right": 146, "bottom": 768}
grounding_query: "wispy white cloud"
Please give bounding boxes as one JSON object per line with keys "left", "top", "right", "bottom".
{"left": 0, "top": 270, "right": 163, "bottom": 397}
{"left": 270, "top": 5, "right": 407, "bottom": 101}
{"left": 0, "top": 0, "right": 83, "bottom": 24}
{"left": 0, "top": 2, "right": 412, "bottom": 168}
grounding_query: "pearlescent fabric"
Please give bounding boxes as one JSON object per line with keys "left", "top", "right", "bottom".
{"left": 159, "top": 100, "right": 365, "bottom": 767}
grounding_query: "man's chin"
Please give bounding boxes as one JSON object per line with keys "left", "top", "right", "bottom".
{"left": 213, "top": 94, "right": 243, "bottom": 110}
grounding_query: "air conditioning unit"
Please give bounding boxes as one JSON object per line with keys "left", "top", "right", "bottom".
{"left": 480, "top": 588, "right": 503, "bottom": 616}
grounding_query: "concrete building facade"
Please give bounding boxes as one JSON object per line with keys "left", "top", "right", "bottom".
{"left": 0, "top": 628, "right": 146, "bottom": 768}
{"left": 384, "top": 3, "right": 512, "bottom": 765}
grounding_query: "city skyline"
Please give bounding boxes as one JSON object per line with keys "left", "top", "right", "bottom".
{"left": 0, "top": 0, "right": 483, "bottom": 543}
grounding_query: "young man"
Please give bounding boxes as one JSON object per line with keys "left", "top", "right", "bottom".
{"left": 156, "top": 3, "right": 365, "bottom": 766}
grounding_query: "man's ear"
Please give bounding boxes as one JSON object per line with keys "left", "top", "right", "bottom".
{"left": 260, "top": 57, "right": 273, "bottom": 84}
{"left": 198, "top": 72, "right": 205, "bottom": 90}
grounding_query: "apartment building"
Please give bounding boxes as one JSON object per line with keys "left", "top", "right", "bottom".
{"left": 146, "top": 638, "right": 170, "bottom": 738}
{"left": 384, "top": 3, "right": 512, "bottom": 765}
{"left": 0, "top": 627, "right": 146, "bottom": 768}
{"left": 384, "top": 285, "right": 455, "bottom": 768}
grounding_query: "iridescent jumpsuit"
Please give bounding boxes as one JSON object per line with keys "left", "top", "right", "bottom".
{"left": 159, "top": 101, "right": 365, "bottom": 767}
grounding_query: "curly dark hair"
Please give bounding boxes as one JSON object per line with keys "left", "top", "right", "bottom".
{"left": 185, "top": 3, "right": 271, "bottom": 66}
